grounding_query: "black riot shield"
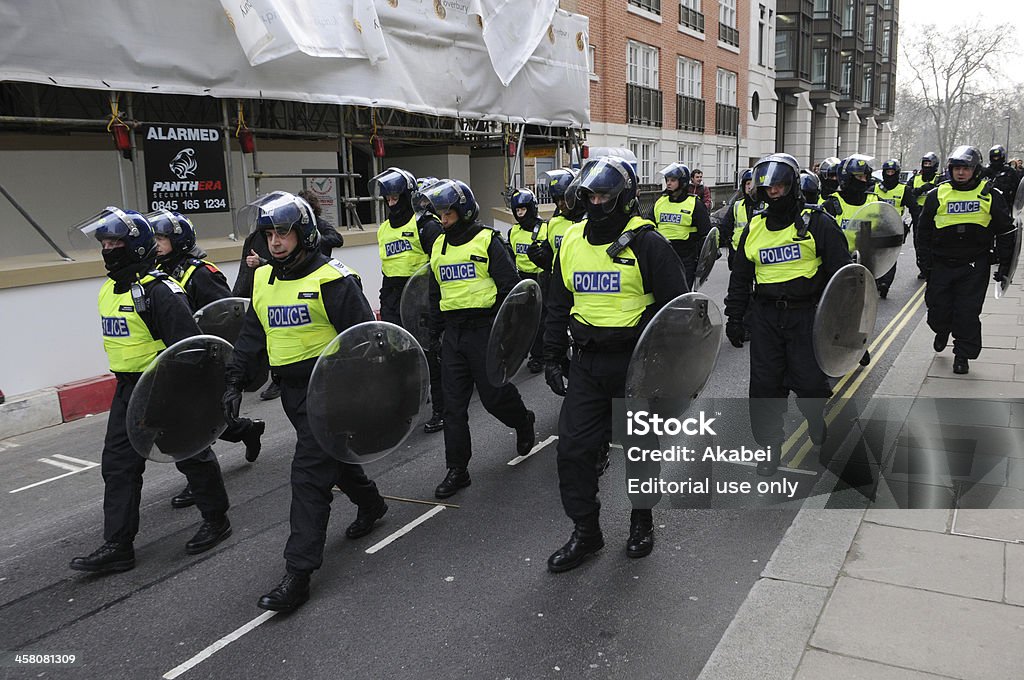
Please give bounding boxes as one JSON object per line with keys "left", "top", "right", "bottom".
{"left": 692, "top": 227, "right": 721, "bottom": 291}
{"left": 1013, "top": 175, "right": 1024, "bottom": 220}
{"left": 126, "top": 335, "right": 233, "bottom": 462}
{"left": 813, "top": 264, "right": 879, "bottom": 377}
{"left": 625, "top": 292, "right": 724, "bottom": 418}
{"left": 996, "top": 225, "right": 1022, "bottom": 299}
{"left": 193, "top": 297, "right": 249, "bottom": 344}
{"left": 850, "top": 202, "right": 904, "bottom": 278}
{"left": 307, "top": 322, "right": 430, "bottom": 465}
{"left": 486, "top": 279, "right": 543, "bottom": 386}
{"left": 399, "top": 264, "right": 433, "bottom": 346}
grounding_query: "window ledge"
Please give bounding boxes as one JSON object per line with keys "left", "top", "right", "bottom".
{"left": 627, "top": 4, "right": 663, "bottom": 24}
{"left": 678, "top": 25, "right": 706, "bottom": 41}
{"left": 717, "top": 41, "right": 741, "bottom": 54}
{"left": 589, "top": 74, "right": 600, "bottom": 82}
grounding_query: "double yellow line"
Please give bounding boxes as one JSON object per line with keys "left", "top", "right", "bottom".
{"left": 784, "top": 282, "right": 928, "bottom": 469}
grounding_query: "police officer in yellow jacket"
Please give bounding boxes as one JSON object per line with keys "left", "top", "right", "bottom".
{"left": 918, "top": 146, "right": 1015, "bottom": 375}
{"left": 223, "top": 192, "right": 388, "bottom": 612}
{"left": 725, "top": 154, "right": 852, "bottom": 475}
{"left": 524, "top": 169, "right": 587, "bottom": 276}
{"left": 872, "top": 159, "right": 918, "bottom": 295}
{"left": 543, "top": 156, "right": 688, "bottom": 572}
{"left": 910, "top": 152, "right": 942, "bottom": 279}
{"left": 422, "top": 179, "right": 536, "bottom": 500}
{"left": 652, "top": 162, "right": 711, "bottom": 288}
{"left": 150, "top": 210, "right": 266, "bottom": 511}
{"left": 371, "top": 168, "right": 446, "bottom": 433}
{"left": 721, "top": 169, "right": 757, "bottom": 270}
{"left": 508, "top": 187, "right": 548, "bottom": 373}
{"left": 69, "top": 208, "right": 232, "bottom": 575}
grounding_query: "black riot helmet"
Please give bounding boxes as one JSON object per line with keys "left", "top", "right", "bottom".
{"left": 880, "top": 159, "right": 901, "bottom": 190}
{"left": 920, "top": 152, "right": 939, "bottom": 178}
{"left": 990, "top": 144, "right": 1007, "bottom": 166}
{"left": 947, "top": 145, "right": 983, "bottom": 188}
{"left": 838, "top": 154, "right": 875, "bottom": 195}
{"left": 509, "top": 187, "right": 539, "bottom": 227}
{"left": 799, "top": 171, "right": 821, "bottom": 204}
{"left": 752, "top": 153, "right": 802, "bottom": 216}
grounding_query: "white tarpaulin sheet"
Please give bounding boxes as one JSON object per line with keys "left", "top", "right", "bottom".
{"left": 0, "top": 0, "right": 590, "bottom": 127}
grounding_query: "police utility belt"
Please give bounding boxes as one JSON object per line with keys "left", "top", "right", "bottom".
{"left": 752, "top": 293, "right": 816, "bottom": 310}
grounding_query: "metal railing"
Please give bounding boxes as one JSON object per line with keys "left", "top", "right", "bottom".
{"left": 676, "top": 95, "right": 706, "bottom": 132}
{"left": 715, "top": 103, "right": 739, "bottom": 136}
{"left": 629, "top": 0, "right": 662, "bottom": 14}
{"left": 627, "top": 84, "right": 664, "bottom": 128}
{"left": 679, "top": 4, "right": 705, "bottom": 32}
{"left": 719, "top": 23, "right": 740, "bottom": 47}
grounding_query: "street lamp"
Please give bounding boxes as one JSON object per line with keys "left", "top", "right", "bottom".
{"left": 1005, "top": 115, "right": 1011, "bottom": 152}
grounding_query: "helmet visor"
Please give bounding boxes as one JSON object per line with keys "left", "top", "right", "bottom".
{"left": 423, "top": 180, "right": 469, "bottom": 217}
{"left": 69, "top": 206, "right": 140, "bottom": 249}
{"left": 369, "top": 168, "right": 415, "bottom": 199}
{"left": 577, "top": 158, "right": 631, "bottom": 215}
{"left": 753, "top": 161, "right": 796, "bottom": 194}
{"left": 241, "top": 191, "right": 314, "bottom": 236}
{"left": 145, "top": 209, "right": 185, "bottom": 238}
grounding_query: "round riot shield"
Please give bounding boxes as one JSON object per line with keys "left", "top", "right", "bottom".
{"left": 995, "top": 226, "right": 1022, "bottom": 299}
{"left": 851, "top": 202, "right": 904, "bottom": 278}
{"left": 399, "top": 264, "right": 433, "bottom": 346}
{"left": 307, "top": 322, "right": 430, "bottom": 465}
{"left": 813, "top": 264, "right": 879, "bottom": 377}
{"left": 692, "top": 227, "right": 721, "bottom": 291}
{"left": 625, "top": 292, "right": 724, "bottom": 418}
{"left": 1013, "top": 175, "right": 1024, "bottom": 219}
{"left": 193, "top": 297, "right": 249, "bottom": 344}
{"left": 126, "top": 335, "right": 233, "bottom": 462}
{"left": 486, "top": 279, "right": 543, "bottom": 386}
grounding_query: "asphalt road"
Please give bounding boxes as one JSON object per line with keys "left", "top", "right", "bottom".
{"left": 0, "top": 245, "right": 927, "bottom": 680}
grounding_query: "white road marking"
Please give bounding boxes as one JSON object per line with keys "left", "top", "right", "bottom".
{"left": 162, "top": 611, "right": 278, "bottom": 679}
{"left": 38, "top": 457, "right": 88, "bottom": 473}
{"left": 51, "top": 454, "right": 99, "bottom": 467}
{"left": 365, "top": 505, "right": 445, "bottom": 554}
{"left": 9, "top": 457, "right": 100, "bottom": 494}
{"left": 508, "top": 435, "right": 557, "bottom": 466}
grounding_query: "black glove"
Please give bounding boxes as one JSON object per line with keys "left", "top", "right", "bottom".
{"left": 545, "top": 362, "right": 567, "bottom": 396}
{"left": 222, "top": 383, "right": 243, "bottom": 422}
{"left": 726, "top": 320, "right": 745, "bottom": 348}
{"left": 994, "top": 266, "right": 1011, "bottom": 283}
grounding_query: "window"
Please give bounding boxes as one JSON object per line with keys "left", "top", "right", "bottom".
{"left": 840, "top": 53, "right": 854, "bottom": 96}
{"left": 862, "top": 63, "right": 873, "bottom": 102}
{"left": 881, "top": 0, "right": 892, "bottom": 8}
{"left": 881, "top": 21, "right": 892, "bottom": 62}
{"left": 679, "top": 0, "right": 704, "bottom": 33}
{"left": 719, "top": 0, "right": 736, "bottom": 29}
{"left": 716, "top": 69, "right": 737, "bottom": 106}
{"left": 775, "top": 13, "right": 796, "bottom": 74}
{"left": 627, "top": 40, "right": 659, "bottom": 88}
{"left": 678, "top": 143, "right": 700, "bottom": 170}
{"left": 864, "top": 5, "right": 875, "bottom": 50}
{"left": 841, "top": 0, "right": 856, "bottom": 37}
{"left": 677, "top": 57, "right": 702, "bottom": 98}
{"left": 716, "top": 146, "right": 734, "bottom": 185}
{"left": 628, "top": 139, "right": 659, "bottom": 183}
{"left": 813, "top": 0, "right": 830, "bottom": 19}
{"left": 758, "top": 5, "right": 772, "bottom": 67}
{"left": 812, "top": 48, "right": 828, "bottom": 86}
{"left": 587, "top": 44, "right": 597, "bottom": 78}
{"left": 880, "top": 72, "right": 890, "bottom": 111}
{"left": 629, "top": 0, "right": 662, "bottom": 15}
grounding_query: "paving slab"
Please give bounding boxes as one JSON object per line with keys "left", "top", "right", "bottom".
{"left": 863, "top": 509, "right": 951, "bottom": 533}
{"left": 919, "top": 377, "right": 1024, "bottom": 399}
{"left": 952, "top": 508, "right": 1024, "bottom": 542}
{"left": 812, "top": 577, "right": 1024, "bottom": 680}
{"left": 844, "top": 523, "right": 1004, "bottom": 601}
{"left": 697, "top": 579, "right": 828, "bottom": 680}
{"left": 1006, "top": 543, "right": 1024, "bottom": 606}
{"left": 927, "top": 357, "right": 1016, "bottom": 382}
{"left": 794, "top": 650, "right": 956, "bottom": 680}
{"left": 761, "top": 509, "right": 863, "bottom": 587}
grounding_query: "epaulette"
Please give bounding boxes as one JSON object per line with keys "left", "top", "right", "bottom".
{"left": 606, "top": 223, "right": 654, "bottom": 257}
{"left": 327, "top": 258, "right": 358, "bottom": 279}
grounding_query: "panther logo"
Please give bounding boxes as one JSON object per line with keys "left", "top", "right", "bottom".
{"left": 169, "top": 148, "right": 198, "bottom": 180}
{"left": 434, "top": 0, "right": 445, "bottom": 19}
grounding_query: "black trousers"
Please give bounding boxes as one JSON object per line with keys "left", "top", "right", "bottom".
{"left": 519, "top": 271, "right": 547, "bottom": 362}
{"left": 380, "top": 278, "right": 444, "bottom": 415}
{"left": 440, "top": 325, "right": 530, "bottom": 469}
{"left": 876, "top": 262, "right": 897, "bottom": 290}
{"left": 747, "top": 302, "right": 830, "bottom": 448}
{"left": 670, "top": 240, "right": 697, "bottom": 292}
{"left": 220, "top": 416, "right": 256, "bottom": 443}
{"left": 279, "top": 379, "right": 383, "bottom": 575}
{"left": 925, "top": 254, "right": 991, "bottom": 359}
{"left": 556, "top": 349, "right": 660, "bottom": 522}
{"left": 102, "top": 378, "right": 229, "bottom": 544}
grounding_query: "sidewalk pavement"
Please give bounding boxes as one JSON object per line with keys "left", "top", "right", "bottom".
{"left": 699, "top": 271, "right": 1024, "bottom": 680}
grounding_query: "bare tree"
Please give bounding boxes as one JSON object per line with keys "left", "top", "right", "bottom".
{"left": 901, "top": 20, "right": 1008, "bottom": 162}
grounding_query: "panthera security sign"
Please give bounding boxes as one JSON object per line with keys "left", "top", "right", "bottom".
{"left": 143, "top": 125, "right": 230, "bottom": 214}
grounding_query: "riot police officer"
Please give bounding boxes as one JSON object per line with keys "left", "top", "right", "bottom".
{"left": 871, "top": 159, "right": 918, "bottom": 293}
{"left": 543, "top": 156, "right": 688, "bottom": 572}
{"left": 823, "top": 155, "right": 885, "bottom": 295}
{"left": 817, "top": 157, "right": 841, "bottom": 202}
{"left": 371, "top": 167, "right": 446, "bottom": 433}
{"left": 721, "top": 168, "right": 757, "bottom": 270}
{"left": 508, "top": 188, "right": 548, "bottom": 373}
{"left": 422, "top": 179, "right": 536, "bottom": 499}
{"left": 150, "top": 210, "right": 266, "bottom": 510}
{"left": 800, "top": 170, "right": 822, "bottom": 206}
{"left": 725, "top": 154, "right": 852, "bottom": 475}
{"left": 652, "top": 162, "right": 711, "bottom": 289}
{"left": 223, "top": 192, "right": 388, "bottom": 612}
{"left": 917, "top": 146, "right": 1015, "bottom": 374}
{"left": 910, "top": 152, "right": 943, "bottom": 279}
{"left": 69, "top": 208, "right": 232, "bottom": 575}
{"left": 983, "top": 145, "right": 1022, "bottom": 207}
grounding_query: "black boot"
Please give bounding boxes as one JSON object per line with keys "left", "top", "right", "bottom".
{"left": 526, "top": 358, "right": 544, "bottom": 374}
{"left": 626, "top": 510, "right": 655, "bottom": 558}
{"left": 877, "top": 284, "right": 889, "bottom": 299}
{"left": 258, "top": 573, "right": 310, "bottom": 612}
{"left": 243, "top": 419, "right": 266, "bottom": 463}
{"left": 953, "top": 355, "right": 969, "bottom": 375}
{"left": 69, "top": 541, "right": 135, "bottom": 574}
{"left": 434, "top": 468, "right": 471, "bottom": 499}
{"left": 346, "top": 499, "right": 388, "bottom": 538}
{"left": 171, "top": 484, "right": 195, "bottom": 509}
{"left": 516, "top": 410, "right": 536, "bottom": 456}
{"left": 933, "top": 332, "right": 949, "bottom": 352}
{"left": 185, "top": 516, "right": 232, "bottom": 554}
{"left": 423, "top": 411, "right": 444, "bottom": 434}
{"left": 859, "top": 350, "right": 871, "bottom": 366}
{"left": 547, "top": 516, "right": 604, "bottom": 573}
{"left": 757, "top": 444, "right": 780, "bottom": 477}
{"left": 259, "top": 380, "right": 281, "bottom": 401}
